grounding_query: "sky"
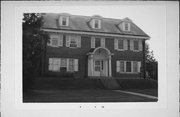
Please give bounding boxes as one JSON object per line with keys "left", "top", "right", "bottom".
{"left": 46, "top": 4, "right": 166, "bottom": 61}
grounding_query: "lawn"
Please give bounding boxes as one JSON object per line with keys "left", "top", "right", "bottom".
{"left": 23, "top": 89, "right": 158, "bottom": 102}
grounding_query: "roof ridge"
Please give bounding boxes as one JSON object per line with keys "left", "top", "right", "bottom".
{"left": 45, "top": 13, "right": 124, "bottom": 21}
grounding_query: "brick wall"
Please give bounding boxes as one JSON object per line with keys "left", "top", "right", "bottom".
{"left": 43, "top": 34, "right": 145, "bottom": 78}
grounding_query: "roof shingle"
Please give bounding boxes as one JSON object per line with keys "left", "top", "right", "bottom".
{"left": 42, "top": 13, "right": 149, "bottom": 38}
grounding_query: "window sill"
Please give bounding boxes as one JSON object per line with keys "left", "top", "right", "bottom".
{"left": 118, "top": 72, "right": 140, "bottom": 74}
{"left": 68, "top": 46, "right": 80, "bottom": 49}
{"left": 132, "top": 50, "right": 141, "bottom": 52}
{"left": 47, "top": 45, "right": 63, "bottom": 48}
{"left": 116, "top": 49, "right": 125, "bottom": 51}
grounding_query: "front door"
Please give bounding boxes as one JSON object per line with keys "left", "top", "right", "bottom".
{"left": 94, "top": 60, "right": 107, "bottom": 76}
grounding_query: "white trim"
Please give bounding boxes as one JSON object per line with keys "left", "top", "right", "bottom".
{"left": 91, "top": 37, "right": 95, "bottom": 48}
{"left": 42, "top": 28, "right": 150, "bottom": 40}
{"left": 59, "top": 16, "right": 69, "bottom": 26}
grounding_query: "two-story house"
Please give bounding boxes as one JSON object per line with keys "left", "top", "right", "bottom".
{"left": 40, "top": 13, "right": 150, "bottom": 79}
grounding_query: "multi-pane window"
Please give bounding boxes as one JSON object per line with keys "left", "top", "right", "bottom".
{"left": 115, "top": 39, "right": 128, "bottom": 51}
{"left": 60, "top": 58, "right": 67, "bottom": 72}
{"left": 91, "top": 37, "right": 105, "bottom": 48}
{"left": 94, "top": 19, "right": 99, "bottom": 28}
{"left": 120, "top": 61, "right": 125, "bottom": 72}
{"left": 48, "top": 58, "right": 78, "bottom": 72}
{"left": 93, "top": 19, "right": 101, "bottom": 29}
{"left": 49, "top": 34, "right": 63, "bottom": 47}
{"left": 49, "top": 58, "right": 60, "bottom": 72}
{"left": 69, "top": 59, "right": 74, "bottom": 72}
{"left": 126, "top": 61, "right": 131, "bottom": 72}
{"left": 62, "top": 17, "right": 67, "bottom": 26}
{"left": 116, "top": 60, "right": 141, "bottom": 73}
{"left": 59, "top": 16, "right": 69, "bottom": 26}
{"left": 124, "top": 23, "right": 129, "bottom": 31}
{"left": 134, "top": 40, "right": 139, "bottom": 50}
{"left": 95, "top": 61, "right": 101, "bottom": 71}
{"left": 123, "top": 22, "right": 130, "bottom": 31}
{"left": 133, "top": 61, "right": 138, "bottom": 72}
{"left": 70, "top": 37, "right": 78, "bottom": 47}
{"left": 51, "top": 38, "right": 59, "bottom": 47}
{"left": 95, "top": 38, "right": 101, "bottom": 48}
{"left": 118, "top": 39, "right": 124, "bottom": 50}
{"left": 66, "top": 35, "right": 81, "bottom": 48}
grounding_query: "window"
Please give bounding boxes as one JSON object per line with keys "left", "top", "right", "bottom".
{"left": 120, "top": 61, "right": 125, "bottom": 72}
{"left": 49, "top": 34, "right": 63, "bottom": 47}
{"left": 126, "top": 61, "right": 131, "bottom": 72}
{"left": 117, "top": 60, "right": 141, "bottom": 73}
{"left": 51, "top": 38, "right": 59, "bottom": 47}
{"left": 60, "top": 58, "right": 67, "bottom": 72}
{"left": 69, "top": 59, "right": 74, "bottom": 72}
{"left": 123, "top": 22, "right": 130, "bottom": 31}
{"left": 134, "top": 40, "right": 139, "bottom": 50}
{"left": 62, "top": 17, "right": 67, "bottom": 26}
{"left": 92, "top": 19, "right": 101, "bottom": 29}
{"left": 95, "top": 61, "right": 101, "bottom": 71}
{"left": 118, "top": 39, "right": 124, "bottom": 50}
{"left": 133, "top": 61, "right": 138, "bottom": 72}
{"left": 70, "top": 37, "right": 78, "bottom": 47}
{"left": 59, "top": 16, "right": 69, "bottom": 26}
{"left": 95, "top": 38, "right": 101, "bottom": 48}
{"left": 114, "top": 39, "right": 127, "bottom": 51}
{"left": 49, "top": 58, "right": 60, "bottom": 72}
{"left": 48, "top": 58, "right": 78, "bottom": 72}
{"left": 91, "top": 37, "right": 105, "bottom": 48}
{"left": 66, "top": 35, "right": 81, "bottom": 48}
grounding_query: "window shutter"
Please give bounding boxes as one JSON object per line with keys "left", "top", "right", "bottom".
{"left": 139, "top": 40, "right": 142, "bottom": 51}
{"left": 74, "top": 59, "right": 78, "bottom": 71}
{"left": 116, "top": 61, "right": 120, "bottom": 72}
{"left": 91, "top": 20, "right": 95, "bottom": 28}
{"left": 49, "top": 58, "right": 53, "bottom": 71}
{"left": 124, "top": 39, "right": 128, "bottom": 50}
{"left": 130, "top": 40, "right": 133, "bottom": 50}
{"left": 124, "top": 61, "right": 126, "bottom": 72}
{"left": 114, "top": 38, "right": 118, "bottom": 50}
{"left": 77, "top": 36, "right": 81, "bottom": 48}
{"left": 98, "top": 20, "right": 101, "bottom": 29}
{"left": 91, "top": 37, "right": 95, "bottom": 48}
{"left": 59, "top": 35, "right": 63, "bottom": 46}
{"left": 59, "top": 16, "right": 62, "bottom": 26}
{"left": 101, "top": 38, "right": 105, "bottom": 48}
{"left": 66, "top": 17, "right": 69, "bottom": 26}
{"left": 128, "top": 23, "right": 131, "bottom": 31}
{"left": 138, "top": 62, "right": 141, "bottom": 72}
{"left": 66, "top": 58, "right": 69, "bottom": 71}
{"left": 49, "top": 58, "right": 53, "bottom": 64}
{"left": 59, "top": 58, "right": 61, "bottom": 71}
{"left": 66, "top": 36, "right": 70, "bottom": 47}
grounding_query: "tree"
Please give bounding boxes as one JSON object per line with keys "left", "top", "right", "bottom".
{"left": 23, "top": 13, "right": 49, "bottom": 90}
{"left": 145, "top": 43, "right": 158, "bottom": 80}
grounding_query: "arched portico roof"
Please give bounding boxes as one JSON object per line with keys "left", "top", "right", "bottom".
{"left": 87, "top": 47, "right": 113, "bottom": 56}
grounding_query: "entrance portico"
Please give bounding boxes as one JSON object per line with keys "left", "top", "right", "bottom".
{"left": 87, "top": 47, "right": 113, "bottom": 77}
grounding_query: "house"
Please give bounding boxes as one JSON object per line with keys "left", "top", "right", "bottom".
{"left": 40, "top": 13, "right": 150, "bottom": 79}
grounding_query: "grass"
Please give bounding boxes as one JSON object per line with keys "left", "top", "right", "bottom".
{"left": 23, "top": 89, "right": 158, "bottom": 102}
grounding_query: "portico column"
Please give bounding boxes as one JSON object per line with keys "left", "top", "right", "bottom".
{"left": 108, "top": 55, "right": 112, "bottom": 77}
{"left": 90, "top": 55, "right": 94, "bottom": 76}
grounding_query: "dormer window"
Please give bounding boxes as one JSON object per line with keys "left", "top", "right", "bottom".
{"left": 91, "top": 19, "right": 101, "bottom": 29}
{"left": 59, "top": 16, "right": 69, "bottom": 26}
{"left": 123, "top": 22, "right": 131, "bottom": 31}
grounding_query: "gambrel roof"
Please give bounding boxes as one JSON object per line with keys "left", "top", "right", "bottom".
{"left": 42, "top": 13, "right": 150, "bottom": 39}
